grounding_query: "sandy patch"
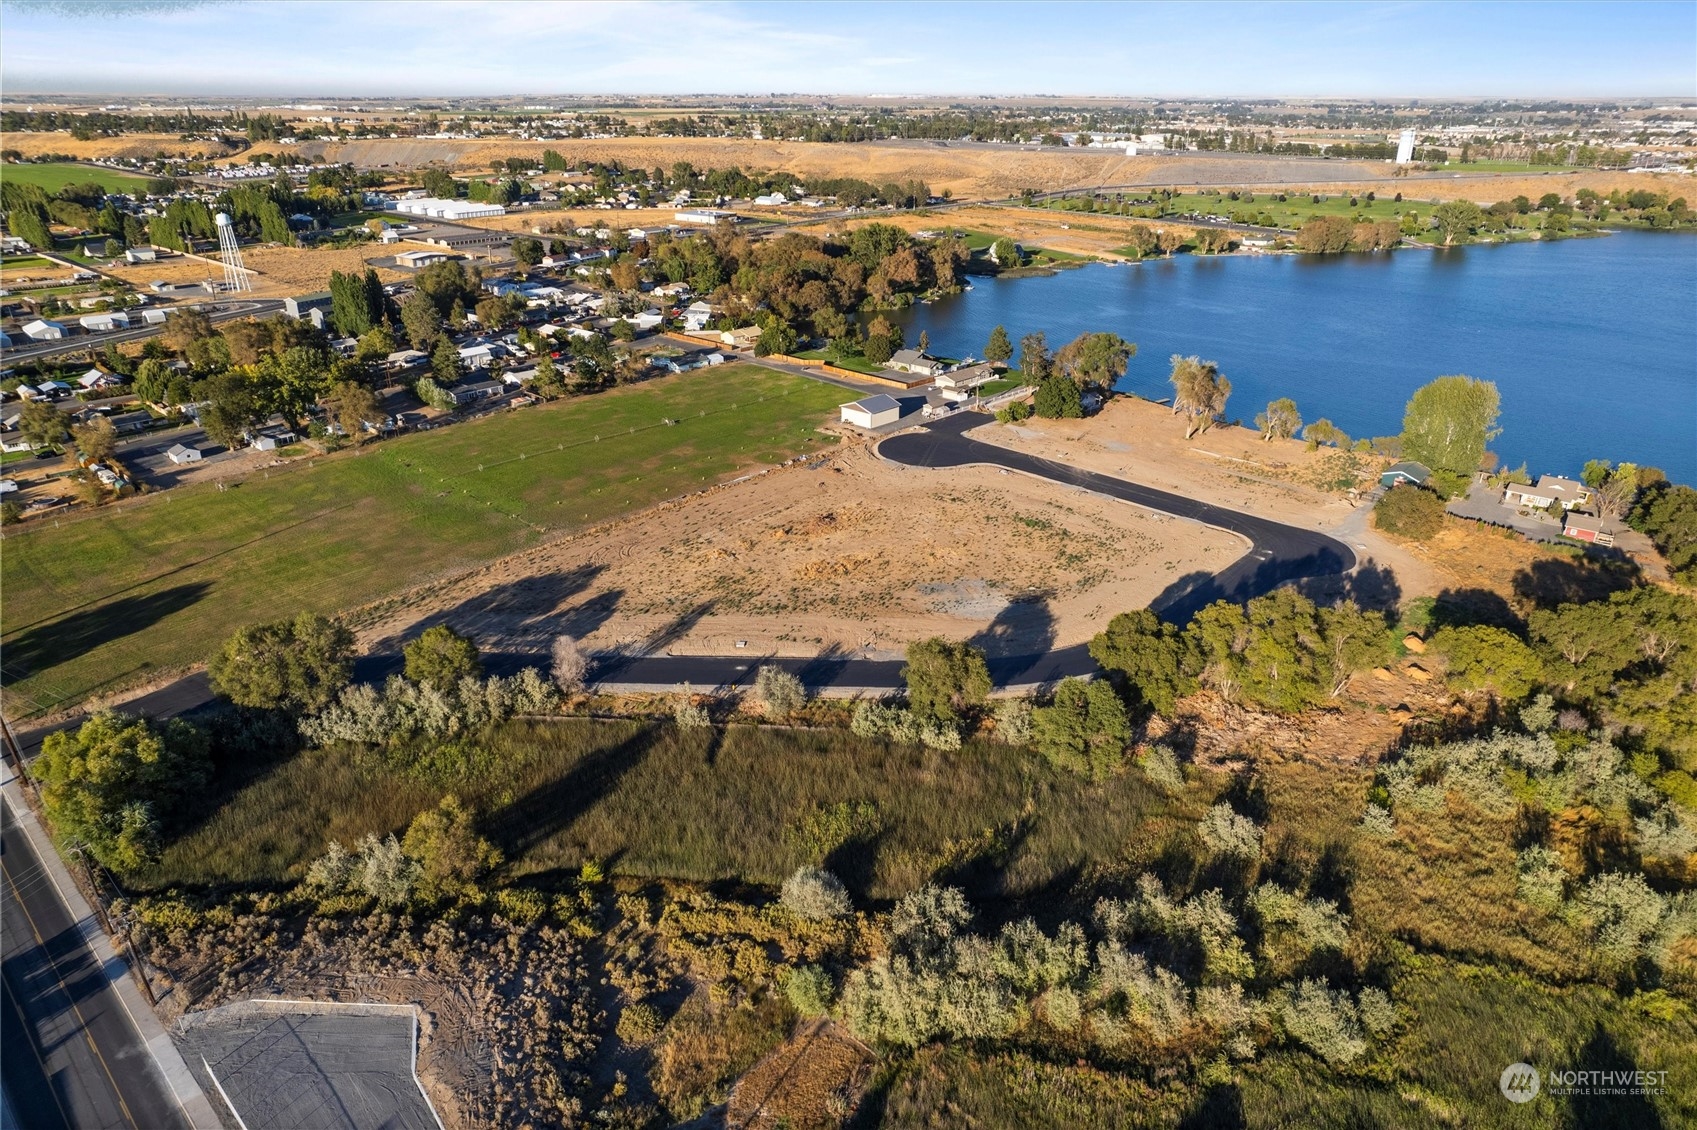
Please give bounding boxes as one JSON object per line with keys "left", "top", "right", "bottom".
{"left": 726, "top": 1020, "right": 873, "bottom": 1130}
{"left": 103, "top": 243, "right": 408, "bottom": 299}
{"left": 355, "top": 438, "right": 1244, "bottom": 664}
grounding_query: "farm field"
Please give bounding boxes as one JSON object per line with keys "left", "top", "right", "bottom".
{"left": 0, "top": 365, "right": 844, "bottom": 717}
{"left": 0, "top": 161, "right": 152, "bottom": 193}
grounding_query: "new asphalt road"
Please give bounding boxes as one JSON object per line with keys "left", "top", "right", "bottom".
{"left": 1, "top": 800, "right": 190, "bottom": 1130}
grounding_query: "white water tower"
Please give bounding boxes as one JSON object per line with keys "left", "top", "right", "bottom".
{"left": 214, "top": 212, "right": 251, "bottom": 293}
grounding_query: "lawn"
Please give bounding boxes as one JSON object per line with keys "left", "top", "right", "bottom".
{"left": 0, "top": 162, "right": 152, "bottom": 194}
{"left": 0, "top": 255, "right": 55, "bottom": 271}
{"left": 141, "top": 716, "right": 1185, "bottom": 901}
{"left": 0, "top": 364, "right": 843, "bottom": 716}
{"left": 794, "top": 348, "right": 885, "bottom": 376}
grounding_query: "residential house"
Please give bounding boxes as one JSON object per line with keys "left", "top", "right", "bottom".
{"left": 458, "top": 343, "right": 503, "bottom": 370}
{"left": 840, "top": 394, "right": 903, "bottom": 429}
{"left": 109, "top": 410, "right": 152, "bottom": 435}
{"left": 1503, "top": 476, "right": 1592, "bottom": 511}
{"left": 77, "top": 368, "right": 125, "bottom": 391}
{"left": 682, "top": 301, "right": 718, "bottom": 333}
{"left": 385, "top": 349, "right": 428, "bottom": 372}
{"left": 887, "top": 349, "right": 945, "bottom": 377}
{"left": 933, "top": 363, "right": 1000, "bottom": 392}
{"left": 656, "top": 350, "right": 726, "bottom": 373}
{"left": 35, "top": 380, "right": 73, "bottom": 399}
{"left": 448, "top": 379, "right": 504, "bottom": 405}
{"left": 1380, "top": 461, "right": 1432, "bottom": 489}
{"left": 125, "top": 247, "right": 158, "bottom": 264}
{"left": 284, "top": 291, "right": 333, "bottom": 320}
{"left": 166, "top": 443, "right": 202, "bottom": 464}
{"left": 719, "top": 325, "right": 762, "bottom": 352}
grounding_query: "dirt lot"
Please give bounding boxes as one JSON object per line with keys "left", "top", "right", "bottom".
{"left": 3, "top": 132, "right": 239, "bottom": 160}
{"left": 355, "top": 434, "right": 1245, "bottom": 666}
{"left": 104, "top": 243, "right": 408, "bottom": 298}
{"left": 794, "top": 203, "right": 1209, "bottom": 259}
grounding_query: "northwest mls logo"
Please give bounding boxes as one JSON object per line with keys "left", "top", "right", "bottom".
{"left": 1500, "top": 1063, "right": 1541, "bottom": 1103}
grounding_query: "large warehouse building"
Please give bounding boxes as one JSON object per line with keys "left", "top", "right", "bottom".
{"left": 388, "top": 197, "right": 506, "bottom": 221}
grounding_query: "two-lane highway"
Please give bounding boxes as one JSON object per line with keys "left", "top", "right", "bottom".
{"left": 1, "top": 800, "right": 192, "bottom": 1130}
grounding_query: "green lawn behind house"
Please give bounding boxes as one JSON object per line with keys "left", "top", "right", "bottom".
{"left": 0, "top": 162, "right": 152, "bottom": 194}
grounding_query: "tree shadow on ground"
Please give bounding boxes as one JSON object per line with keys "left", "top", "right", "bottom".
{"left": 377, "top": 564, "right": 608, "bottom": 654}
{"left": 1568, "top": 1025, "right": 1665, "bottom": 1130}
{"left": 1295, "top": 557, "right": 1403, "bottom": 614}
{"left": 1178, "top": 1083, "right": 1247, "bottom": 1130}
{"left": 1430, "top": 587, "right": 1524, "bottom": 632}
{"left": 1512, "top": 555, "right": 1638, "bottom": 611}
{"left": 483, "top": 723, "right": 663, "bottom": 859}
{"left": 2, "top": 582, "right": 212, "bottom": 678}
{"left": 969, "top": 593, "right": 1056, "bottom": 661}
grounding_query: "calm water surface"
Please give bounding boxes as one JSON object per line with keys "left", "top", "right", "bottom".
{"left": 889, "top": 231, "right": 1697, "bottom": 483}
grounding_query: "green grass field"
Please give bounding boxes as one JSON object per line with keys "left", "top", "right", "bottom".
{"left": 0, "top": 365, "right": 843, "bottom": 716}
{"left": 0, "top": 255, "right": 55, "bottom": 271}
{"left": 141, "top": 716, "right": 1184, "bottom": 899}
{"left": 794, "top": 348, "right": 884, "bottom": 375}
{"left": 0, "top": 162, "right": 152, "bottom": 194}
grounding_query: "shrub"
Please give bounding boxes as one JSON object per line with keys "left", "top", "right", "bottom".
{"left": 752, "top": 665, "right": 806, "bottom": 717}
{"left": 902, "top": 638, "right": 991, "bottom": 724}
{"left": 1356, "top": 987, "right": 1398, "bottom": 1037}
{"left": 551, "top": 634, "right": 589, "bottom": 694}
{"left": 788, "top": 800, "right": 883, "bottom": 862}
{"left": 1199, "top": 803, "right": 1262, "bottom": 860}
{"left": 300, "top": 669, "right": 558, "bottom": 748}
{"left": 1030, "top": 678, "right": 1131, "bottom": 778}
{"left": 1519, "top": 692, "right": 1558, "bottom": 733}
{"left": 403, "top": 624, "right": 482, "bottom": 690}
{"left": 1572, "top": 871, "right": 1667, "bottom": 963}
{"left": 1360, "top": 804, "right": 1396, "bottom": 838}
{"left": 995, "top": 399, "right": 1032, "bottom": 424}
{"left": 1373, "top": 483, "right": 1446, "bottom": 540}
{"left": 209, "top": 612, "right": 354, "bottom": 713}
{"left": 1634, "top": 807, "right": 1697, "bottom": 861}
{"left": 401, "top": 795, "right": 502, "bottom": 901}
{"left": 780, "top": 866, "right": 853, "bottom": 920}
{"left": 782, "top": 964, "right": 835, "bottom": 1017}
{"left": 1139, "top": 746, "right": 1185, "bottom": 793}
{"left": 1280, "top": 979, "right": 1367, "bottom": 1065}
{"left": 616, "top": 1002, "right": 662, "bottom": 1043}
{"left": 991, "top": 698, "right": 1033, "bottom": 745}
{"left": 672, "top": 688, "right": 711, "bottom": 729}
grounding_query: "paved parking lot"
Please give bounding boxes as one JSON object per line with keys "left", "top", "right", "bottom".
{"left": 176, "top": 1000, "right": 441, "bottom": 1130}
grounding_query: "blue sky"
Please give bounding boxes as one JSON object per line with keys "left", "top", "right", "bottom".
{"left": 3, "top": 1, "right": 1694, "bottom": 98}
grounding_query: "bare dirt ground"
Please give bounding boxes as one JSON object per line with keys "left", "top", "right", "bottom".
{"left": 794, "top": 204, "right": 1207, "bottom": 258}
{"left": 3, "top": 132, "right": 238, "bottom": 160}
{"left": 104, "top": 243, "right": 407, "bottom": 298}
{"left": 355, "top": 437, "right": 1244, "bottom": 665}
{"left": 961, "top": 398, "right": 1437, "bottom": 603}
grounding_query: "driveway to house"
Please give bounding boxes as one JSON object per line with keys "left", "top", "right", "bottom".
{"left": 1446, "top": 480, "right": 1571, "bottom": 543}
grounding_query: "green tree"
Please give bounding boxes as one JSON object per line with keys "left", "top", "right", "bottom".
{"left": 1256, "top": 398, "right": 1302, "bottom": 441}
{"left": 531, "top": 351, "right": 565, "bottom": 398}
{"left": 401, "top": 795, "right": 502, "bottom": 902}
{"left": 1400, "top": 375, "right": 1501, "bottom": 478}
{"left": 354, "top": 323, "right": 398, "bottom": 364}
{"left": 755, "top": 320, "right": 796, "bottom": 356}
{"left": 1431, "top": 625, "right": 1542, "bottom": 700}
{"left": 1031, "top": 678, "right": 1132, "bottom": 778}
{"left": 1373, "top": 484, "right": 1446, "bottom": 540}
{"left": 902, "top": 637, "right": 991, "bottom": 724}
{"left": 400, "top": 289, "right": 443, "bottom": 351}
{"left": 208, "top": 612, "right": 355, "bottom": 712}
{"left": 36, "top": 711, "right": 211, "bottom": 873}
{"left": 1169, "top": 355, "right": 1231, "bottom": 439}
{"left": 328, "top": 269, "right": 377, "bottom": 337}
{"left": 70, "top": 416, "right": 117, "bottom": 464}
{"left": 16, "top": 399, "right": 68, "bottom": 450}
{"left": 1433, "top": 200, "right": 1485, "bottom": 246}
{"left": 1089, "top": 609, "right": 1200, "bottom": 714}
{"left": 431, "top": 334, "right": 465, "bottom": 386}
{"left": 1054, "top": 332, "right": 1135, "bottom": 390}
{"left": 985, "top": 324, "right": 1013, "bottom": 364}
{"left": 325, "top": 380, "right": 380, "bottom": 444}
{"left": 403, "top": 624, "right": 482, "bottom": 690}
{"left": 1190, "top": 590, "right": 1341, "bottom": 714}
{"left": 1032, "top": 376, "right": 1083, "bottom": 419}
{"left": 991, "top": 237, "right": 1021, "bottom": 267}
{"left": 511, "top": 236, "right": 543, "bottom": 267}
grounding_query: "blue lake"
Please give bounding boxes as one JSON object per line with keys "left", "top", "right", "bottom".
{"left": 888, "top": 231, "right": 1697, "bottom": 484}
